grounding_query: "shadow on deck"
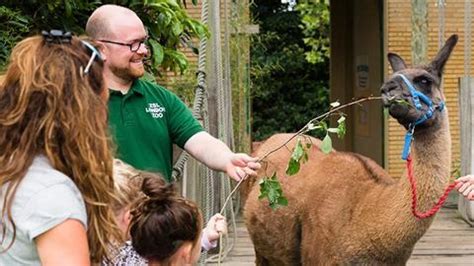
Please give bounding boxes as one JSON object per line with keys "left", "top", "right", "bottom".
{"left": 209, "top": 207, "right": 474, "bottom": 265}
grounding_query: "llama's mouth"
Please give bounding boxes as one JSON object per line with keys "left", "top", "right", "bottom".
{"left": 385, "top": 99, "right": 437, "bottom": 129}
{"left": 384, "top": 98, "right": 421, "bottom": 128}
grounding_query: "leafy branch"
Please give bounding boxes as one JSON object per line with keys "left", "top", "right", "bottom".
{"left": 220, "top": 96, "right": 383, "bottom": 213}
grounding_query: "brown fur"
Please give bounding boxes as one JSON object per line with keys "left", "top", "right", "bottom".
{"left": 244, "top": 35, "right": 458, "bottom": 265}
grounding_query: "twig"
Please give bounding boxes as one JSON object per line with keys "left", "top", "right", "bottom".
{"left": 258, "top": 96, "right": 382, "bottom": 162}
{"left": 215, "top": 96, "right": 382, "bottom": 263}
{"left": 222, "top": 96, "right": 383, "bottom": 214}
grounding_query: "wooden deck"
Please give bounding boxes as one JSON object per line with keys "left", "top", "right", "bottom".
{"left": 209, "top": 207, "right": 474, "bottom": 265}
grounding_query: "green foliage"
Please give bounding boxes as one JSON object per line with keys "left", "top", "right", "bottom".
{"left": 134, "top": 1, "right": 209, "bottom": 75}
{"left": 286, "top": 138, "right": 310, "bottom": 176}
{"left": 320, "top": 134, "right": 332, "bottom": 154}
{"left": 250, "top": 1, "right": 330, "bottom": 141}
{"left": 258, "top": 172, "right": 288, "bottom": 210}
{"left": 0, "top": 6, "right": 30, "bottom": 70}
{"left": 296, "top": 0, "right": 330, "bottom": 64}
{"left": 0, "top": 0, "right": 207, "bottom": 74}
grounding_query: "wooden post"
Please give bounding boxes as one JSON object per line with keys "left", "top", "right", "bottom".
{"left": 458, "top": 77, "right": 474, "bottom": 226}
{"left": 411, "top": 0, "right": 428, "bottom": 65}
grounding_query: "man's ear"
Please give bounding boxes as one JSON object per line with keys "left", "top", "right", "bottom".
{"left": 96, "top": 42, "right": 107, "bottom": 61}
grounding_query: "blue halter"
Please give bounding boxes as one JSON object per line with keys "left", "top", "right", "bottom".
{"left": 395, "top": 74, "right": 445, "bottom": 160}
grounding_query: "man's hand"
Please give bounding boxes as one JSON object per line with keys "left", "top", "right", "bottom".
{"left": 456, "top": 175, "right": 474, "bottom": 200}
{"left": 225, "top": 153, "right": 261, "bottom": 182}
{"left": 184, "top": 132, "right": 261, "bottom": 181}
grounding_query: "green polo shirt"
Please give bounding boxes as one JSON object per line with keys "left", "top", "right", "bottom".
{"left": 108, "top": 79, "right": 203, "bottom": 182}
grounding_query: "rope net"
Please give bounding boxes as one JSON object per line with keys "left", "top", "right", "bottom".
{"left": 172, "top": 0, "right": 252, "bottom": 264}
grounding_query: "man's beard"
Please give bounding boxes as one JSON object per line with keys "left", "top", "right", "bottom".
{"left": 110, "top": 63, "right": 145, "bottom": 83}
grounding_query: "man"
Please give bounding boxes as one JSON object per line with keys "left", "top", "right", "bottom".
{"left": 86, "top": 4, "right": 260, "bottom": 182}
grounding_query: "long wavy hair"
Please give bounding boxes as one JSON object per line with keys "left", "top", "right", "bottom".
{"left": 0, "top": 35, "right": 123, "bottom": 262}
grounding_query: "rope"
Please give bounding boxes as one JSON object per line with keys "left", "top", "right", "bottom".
{"left": 204, "top": 0, "right": 239, "bottom": 264}
{"left": 406, "top": 154, "right": 458, "bottom": 219}
{"left": 172, "top": 0, "right": 210, "bottom": 182}
{"left": 170, "top": 0, "right": 242, "bottom": 263}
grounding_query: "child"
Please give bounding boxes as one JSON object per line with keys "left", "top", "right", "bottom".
{"left": 105, "top": 159, "right": 227, "bottom": 265}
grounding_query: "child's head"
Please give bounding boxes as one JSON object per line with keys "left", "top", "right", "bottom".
{"left": 129, "top": 177, "right": 204, "bottom": 265}
{"left": 112, "top": 159, "right": 167, "bottom": 235}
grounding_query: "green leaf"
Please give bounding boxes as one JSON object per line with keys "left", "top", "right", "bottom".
{"left": 172, "top": 21, "right": 184, "bottom": 36}
{"left": 277, "top": 197, "right": 289, "bottom": 206}
{"left": 286, "top": 158, "right": 300, "bottom": 176}
{"left": 258, "top": 173, "right": 288, "bottom": 210}
{"left": 337, "top": 116, "right": 346, "bottom": 124}
{"left": 337, "top": 116, "right": 346, "bottom": 138}
{"left": 320, "top": 134, "right": 332, "bottom": 154}
{"left": 149, "top": 39, "right": 164, "bottom": 66}
{"left": 319, "top": 121, "right": 328, "bottom": 130}
{"left": 291, "top": 139, "right": 304, "bottom": 161}
{"left": 285, "top": 138, "right": 307, "bottom": 176}
{"left": 327, "top": 128, "right": 338, "bottom": 133}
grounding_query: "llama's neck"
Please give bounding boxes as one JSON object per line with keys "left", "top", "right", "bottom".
{"left": 360, "top": 111, "right": 451, "bottom": 255}
{"left": 409, "top": 111, "right": 452, "bottom": 209}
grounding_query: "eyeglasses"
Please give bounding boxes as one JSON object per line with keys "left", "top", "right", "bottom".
{"left": 81, "top": 40, "right": 102, "bottom": 75}
{"left": 99, "top": 38, "right": 148, "bottom": 53}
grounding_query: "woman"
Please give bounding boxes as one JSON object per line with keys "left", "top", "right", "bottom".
{"left": 0, "top": 30, "right": 122, "bottom": 264}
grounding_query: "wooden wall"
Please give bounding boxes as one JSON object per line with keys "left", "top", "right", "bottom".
{"left": 386, "top": 0, "right": 471, "bottom": 177}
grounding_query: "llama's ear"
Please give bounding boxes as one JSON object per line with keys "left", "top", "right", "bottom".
{"left": 387, "top": 53, "right": 407, "bottom": 72}
{"left": 429, "top": 34, "right": 458, "bottom": 77}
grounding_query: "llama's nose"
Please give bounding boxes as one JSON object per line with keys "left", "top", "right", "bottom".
{"left": 381, "top": 84, "right": 398, "bottom": 96}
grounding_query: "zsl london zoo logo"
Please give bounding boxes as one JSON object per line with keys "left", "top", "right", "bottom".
{"left": 146, "top": 103, "right": 166, "bottom": 118}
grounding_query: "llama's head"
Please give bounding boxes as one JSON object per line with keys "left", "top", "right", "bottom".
{"left": 381, "top": 34, "right": 458, "bottom": 130}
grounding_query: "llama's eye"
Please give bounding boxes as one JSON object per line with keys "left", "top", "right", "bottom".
{"left": 414, "top": 77, "right": 432, "bottom": 91}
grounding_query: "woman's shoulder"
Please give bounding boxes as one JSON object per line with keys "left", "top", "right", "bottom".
{"left": 20, "top": 155, "right": 80, "bottom": 194}
{"left": 7, "top": 155, "right": 87, "bottom": 226}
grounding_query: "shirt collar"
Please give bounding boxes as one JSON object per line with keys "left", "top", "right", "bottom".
{"left": 109, "top": 79, "right": 144, "bottom": 96}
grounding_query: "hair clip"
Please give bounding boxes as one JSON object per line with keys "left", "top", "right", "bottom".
{"left": 42, "top": 30, "right": 72, "bottom": 44}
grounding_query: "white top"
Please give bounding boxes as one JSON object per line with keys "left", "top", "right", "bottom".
{"left": 0, "top": 155, "right": 87, "bottom": 265}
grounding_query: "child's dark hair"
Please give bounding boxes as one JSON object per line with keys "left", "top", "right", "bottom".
{"left": 129, "top": 176, "right": 203, "bottom": 262}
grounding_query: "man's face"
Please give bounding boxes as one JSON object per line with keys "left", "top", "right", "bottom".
{"left": 101, "top": 15, "right": 148, "bottom": 83}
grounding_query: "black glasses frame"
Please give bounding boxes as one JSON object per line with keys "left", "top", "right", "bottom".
{"left": 99, "top": 38, "right": 148, "bottom": 52}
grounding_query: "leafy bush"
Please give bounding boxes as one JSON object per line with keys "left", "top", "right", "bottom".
{"left": 0, "top": 0, "right": 207, "bottom": 74}
{"left": 251, "top": 1, "right": 330, "bottom": 141}
{"left": 0, "top": 6, "right": 30, "bottom": 70}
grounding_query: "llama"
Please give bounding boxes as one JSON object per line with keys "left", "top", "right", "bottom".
{"left": 243, "top": 34, "right": 458, "bottom": 265}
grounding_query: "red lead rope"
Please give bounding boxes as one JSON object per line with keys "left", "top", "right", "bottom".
{"left": 406, "top": 154, "right": 458, "bottom": 219}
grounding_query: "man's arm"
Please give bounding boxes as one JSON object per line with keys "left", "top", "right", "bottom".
{"left": 184, "top": 132, "right": 261, "bottom": 181}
